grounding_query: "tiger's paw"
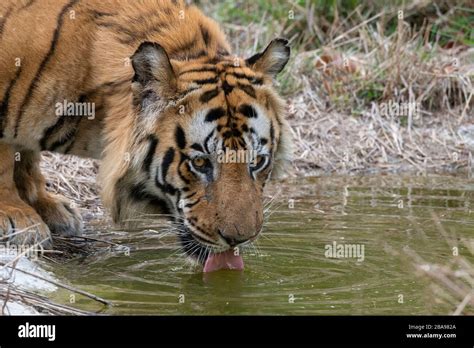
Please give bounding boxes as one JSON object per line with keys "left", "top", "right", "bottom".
{"left": 0, "top": 199, "right": 52, "bottom": 248}
{"left": 35, "top": 194, "right": 83, "bottom": 237}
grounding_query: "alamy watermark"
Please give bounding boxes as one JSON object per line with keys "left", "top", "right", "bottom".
{"left": 18, "top": 322, "right": 55, "bottom": 342}
{"left": 373, "top": 100, "right": 421, "bottom": 118}
{"left": 324, "top": 241, "right": 365, "bottom": 262}
{"left": 0, "top": 242, "right": 45, "bottom": 261}
{"left": 216, "top": 148, "right": 258, "bottom": 165}
{"left": 55, "top": 99, "right": 95, "bottom": 120}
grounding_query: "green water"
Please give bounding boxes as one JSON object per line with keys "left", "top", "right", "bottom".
{"left": 50, "top": 175, "right": 473, "bottom": 315}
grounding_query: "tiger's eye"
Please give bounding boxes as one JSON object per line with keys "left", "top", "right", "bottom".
{"left": 192, "top": 157, "right": 206, "bottom": 168}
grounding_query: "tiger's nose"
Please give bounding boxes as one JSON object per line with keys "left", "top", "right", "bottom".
{"left": 218, "top": 229, "right": 253, "bottom": 247}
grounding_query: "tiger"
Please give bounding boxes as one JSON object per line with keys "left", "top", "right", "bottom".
{"left": 0, "top": 0, "right": 292, "bottom": 271}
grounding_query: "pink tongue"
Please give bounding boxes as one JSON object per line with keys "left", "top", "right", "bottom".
{"left": 203, "top": 250, "right": 244, "bottom": 273}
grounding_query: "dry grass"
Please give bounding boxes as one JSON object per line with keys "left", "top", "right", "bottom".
{"left": 39, "top": 153, "right": 100, "bottom": 210}
{"left": 0, "top": 285, "right": 92, "bottom": 315}
{"left": 204, "top": 0, "right": 473, "bottom": 176}
{"left": 286, "top": 22, "right": 472, "bottom": 175}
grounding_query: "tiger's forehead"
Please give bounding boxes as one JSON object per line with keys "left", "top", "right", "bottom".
{"left": 184, "top": 103, "right": 271, "bottom": 152}
{"left": 175, "top": 57, "right": 266, "bottom": 101}
{"left": 176, "top": 57, "right": 263, "bottom": 81}
{"left": 172, "top": 58, "right": 273, "bottom": 150}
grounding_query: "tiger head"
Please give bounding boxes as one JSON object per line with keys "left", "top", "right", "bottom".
{"left": 103, "top": 39, "right": 292, "bottom": 270}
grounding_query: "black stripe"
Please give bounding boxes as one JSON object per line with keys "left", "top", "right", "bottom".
{"left": 179, "top": 87, "right": 199, "bottom": 98}
{"left": 206, "top": 57, "right": 221, "bottom": 65}
{"left": 229, "top": 72, "right": 263, "bottom": 85}
{"left": 90, "top": 10, "right": 114, "bottom": 18}
{"left": 178, "top": 153, "right": 191, "bottom": 185}
{"left": 238, "top": 104, "right": 258, "bottom": 118}
{"left": 270, "top": 120, "right": 275, "bottom": 146}
{"left": 154, "top": 175, "right": 178, "bottom": 195}
{"left": 47, "top": 117, "right": 81, "bottom": 152}
{"left": 222, "top": 129, "right": 242, "bottom": 138}
{"left": 237, "top": 83, "right": 256, "bottom": 98}
{"left": 8, "top": 217, "right": 15, "bottom": 231}
{"left": 179, "top": 66, "right": 217, "bottom": 75}
{"left": 222, "top": 81, "right": 234, "bottom": 95}
{"left": 199, "top": 88, "right": 219, "bottom": 103}
{"left": 14, "top": 0, "right": 80, "bottom": 138}
{"left": 129, "top": 182, "right": 171, "bottom": 215}
{"left": 41, "top": 93, "right": 86, "bottom": 151}
{"left": 185, "top": 198, "right": 201, "bottom": 208}
{"left": 161, "top": 147, "right": 175, "bottom": 184}
{"left": 191, "top": 143, "right": 204, "bottom": 152}
{"left": 205, "top": 107, "right": 226, "bottom": 122}
{"left": 187, "top": 219, "right": 213, "bottom": 239}
{"left": 0, "top": 67, "right": 22, "bottom": 138}
{"left": 129, "top": 182, "right": 154, "bottom": 201}
{"left": 203, "top": 131, "right": 214, "bottom": 154}
{"left": 175, "top": 126, "right": 186, "bottom": 149}
{"left": 193, "top": 77, "right": 218, "bottom": 85}
{"left": 156, "top": 181, "right": 177, "bottom": 195}
{"left": 39, "top": 116, "right": 66, "bottom": 150}
{"left": 142, "top": 134, "right": 159, "bottom": 175}
{"left": 200, "top": 24, "right": 210, "bottom": 46}
{"left": 185, "top": 191, "right": 197, "bottom": 199}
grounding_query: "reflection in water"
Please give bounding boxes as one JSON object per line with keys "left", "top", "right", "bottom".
{"left": 49, "top": 175, "right": 473, "bottom": 315}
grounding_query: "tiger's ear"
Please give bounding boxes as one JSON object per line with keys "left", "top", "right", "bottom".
{"left": 245, "top": 38, "right": 290, "bottom": 78}
{"left": 131, "top": 42, "right": 177, "bottom": 99}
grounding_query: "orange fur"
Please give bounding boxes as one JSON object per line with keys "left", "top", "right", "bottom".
{"left": 0, "top": 0, "right": 292, "bottom": 260}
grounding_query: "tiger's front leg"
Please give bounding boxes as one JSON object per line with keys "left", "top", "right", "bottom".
{"left": 14, "top": 150, "right": 83, "bottom": 239}
{"left": 0, "top": 142, "right": 51, "bottom": 247}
